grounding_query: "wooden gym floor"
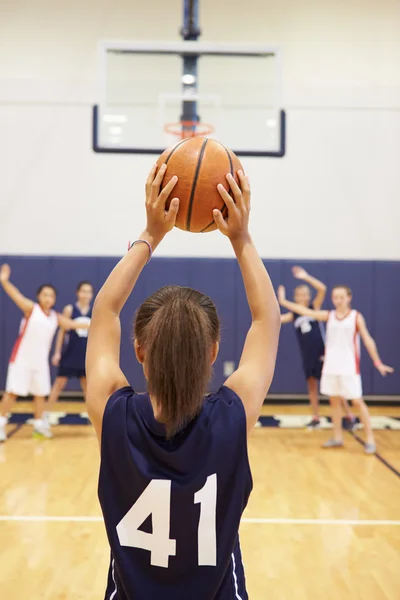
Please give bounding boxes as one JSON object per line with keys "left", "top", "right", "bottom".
{"left": 0, "top": 403, "right": 399, "bottom": 599}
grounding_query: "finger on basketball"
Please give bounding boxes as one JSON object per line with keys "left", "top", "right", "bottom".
{"left": 217, "top": 183, "right": 235, "bottom": 210}
{"left": 157, "top": 175, "right": 178, "bottom": 207}
{"left": 165, "top": 198, "right": 180, "bottom": 223}
{"left": 226, "top": 173, "right": 243, "bottom": 207}
{"left": 151, "top": 164, "right": 167, "bottom": 200}
{"left": 238, "top": 171, "right": 251, "bottom": 208}
{"left": 213, "top": 209, "right": 228, "bottom": 234}
{"left": 145, "top": 164, "right": 158, "bottom": 198}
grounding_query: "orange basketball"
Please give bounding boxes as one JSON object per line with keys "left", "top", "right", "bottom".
{"left": 156, "top": 137, "right": 243, "bottom": 233}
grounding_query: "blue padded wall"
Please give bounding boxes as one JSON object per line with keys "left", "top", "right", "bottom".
{"left": 0, "top": 256, "right": 398, "bottom": 395}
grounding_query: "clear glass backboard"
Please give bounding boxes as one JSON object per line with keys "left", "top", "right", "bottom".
{"left": 93, "top": 41, "right": 285, "bottom": 157}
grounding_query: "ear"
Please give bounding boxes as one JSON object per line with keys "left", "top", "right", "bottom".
{"left": 210, "top": 341, "right": 220, "bottom": 365}
{"left": 134, "top": 339, "right": 145, "bottom": 364}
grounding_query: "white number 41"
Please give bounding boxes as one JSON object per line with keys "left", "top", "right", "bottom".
{"left": 116, "top": 474, "right": 217, "bottom": 568}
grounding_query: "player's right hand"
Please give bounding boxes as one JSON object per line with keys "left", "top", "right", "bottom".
{"left": 376, "top": 363, "right": 394, "bottom": 377}
{"left": 277, "top": 285, "right": 286, "bottom": 304}
{"left": 292, "top": 266, "right": 308, "bottom": 280}
{"left": 0, "top": 263, "right": 11, "bottom": 282}
{"left": 213, "top": 170, "right": 250, "bottom": 241}
{"left": 52, "top": 352, "right": 61, "bottom": 366}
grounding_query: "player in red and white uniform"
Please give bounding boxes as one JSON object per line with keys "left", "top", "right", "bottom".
{"left": 0, "top": 264, "right": 89, "bottom": 441}
{"left": 278, "top": 284, "right": 393, "bottom": 454}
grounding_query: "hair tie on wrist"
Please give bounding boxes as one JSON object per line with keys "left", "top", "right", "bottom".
{"left": 128, "top": 239, "right": 153, "bottom": 264}
{"left": 373, "top": 360, "right": 382, "bottom": 368}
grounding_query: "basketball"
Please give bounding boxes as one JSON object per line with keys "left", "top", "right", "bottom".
{"left": 157, "top": 137, "right": 244, "bottom": 233}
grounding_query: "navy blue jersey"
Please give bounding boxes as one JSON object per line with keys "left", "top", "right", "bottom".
{"left": 98, "top": 385, "right": 253, "bottom": 600}
{"left": 292, "top": 304, "right": 325, "bottom": 374}
{"left": 60, "top": 304, "right": 92, "bottom": 370}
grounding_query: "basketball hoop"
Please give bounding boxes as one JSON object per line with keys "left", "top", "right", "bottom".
{"left": 164, "top": 120, "right": 214, "bottom": 140}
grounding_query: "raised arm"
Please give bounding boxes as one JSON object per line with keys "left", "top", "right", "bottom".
{"left": 58, "top": 313, "right": 90, "bottom": 331}
{"left": 292, "top": 266, "right": 327, "bottom": 309}
{"left": 0, "top": 264, "right": 34, "bottom": 317}
{"left": 213, "top": 172, "right": 281, "bottom": 433}
{"left": 356, "top": 313, "right": 394, "bottom": 376}
{"left": 85, "top": 164, "right": 179, "bottom": 438}
{"left": 52, "top": 305, "right": 73, "bottom": 366}
{"left": 278, "top": 285, "right": 329, "bottom": 322}
{"left": 281, "top": 312, "right": 294, "bottom": 324}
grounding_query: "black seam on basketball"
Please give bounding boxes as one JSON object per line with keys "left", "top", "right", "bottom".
{"left": 199, "top": 141, "right": 234, "bottom": 232}
{"left": 186, "top": 138, "right": 208, "bottom": 231}
{"left": 164, "top": 138, "right": 191, "bottom": 164}
{"left": 200, "top": 204, "right": 228, "bottom": 233}
{"left": 213, "top": 140, "right": 234, "bottom": 177}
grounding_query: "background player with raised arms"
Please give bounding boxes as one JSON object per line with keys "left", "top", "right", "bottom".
{"left": 278, "top": 284, "right": 393, "bottom": 453}
{"left": 0, "top": 264, "right": 89, "bottom": 441}
{"left": 85, "top": 164, "right": 280, "bottom": 599}
{"left": 280, "top": 266, "right": 355, "bottom": 428}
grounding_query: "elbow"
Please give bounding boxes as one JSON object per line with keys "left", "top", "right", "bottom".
{"left": 272, "top": 299, "right": 282, "bottom": 332}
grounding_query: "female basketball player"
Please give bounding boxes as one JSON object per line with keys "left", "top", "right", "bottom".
{"left": 85, "top": 164, "right": 280, "bottom": 600}
{"left": 47, "top": 281, "right": 93, "bottom": 417}
{"left": 278, "top": 284, "right": 393, "bottom": 453}
{"left": 280, "top": 267, "right": 355, "bottom": 429}
{"left": 0, "top": 265, "right": 89, "bottom": 441}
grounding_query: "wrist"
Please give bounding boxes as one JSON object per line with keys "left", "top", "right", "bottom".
{"left": 374, "top": 360, "right": 382, "bottom": 368}
{"left": 140, "top": 230, "right": 164, "bottom": 251}
{"left": 230, "top": 232, "right": 252, "bottom": 253}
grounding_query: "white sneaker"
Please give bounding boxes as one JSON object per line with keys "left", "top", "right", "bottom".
{"left": 0, "top": 415, "right": 7, "bottom": 442}
{"left": 32, "top": 419, "right": 53, "bottom": 440}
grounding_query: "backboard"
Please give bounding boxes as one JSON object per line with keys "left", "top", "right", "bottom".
{"left": 93, "top": 41, "right": 285, "bottom": 157}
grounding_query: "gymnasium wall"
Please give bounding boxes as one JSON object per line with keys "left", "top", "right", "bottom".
{"left": 0, "top": 255, "right": 399, "bottom": 396}
{"left": 0, "top": 0, "right": 399, "bottom": 259}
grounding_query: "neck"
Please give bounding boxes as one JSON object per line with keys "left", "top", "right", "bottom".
{"left": 336, "top": 306, "right": 351, "bottom": 315}
{"left": 77, "top": 301, "right": 90, "bottom": 311}
{"left": 149, "top": 395, "right": 164, "bottom": 423}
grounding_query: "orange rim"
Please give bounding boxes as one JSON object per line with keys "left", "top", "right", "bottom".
{"left": 164, "top": 121, "right": 214, "bottom": 139}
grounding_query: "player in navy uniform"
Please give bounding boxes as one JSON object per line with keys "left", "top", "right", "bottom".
{"left": 280, "top": 267, "right": 354, "bottom": 429}
{"left": 86, "top": 165, "right": 280, "bottom": 600}
{"left": 46, "top": 281, "right": 93, "bottom": 424}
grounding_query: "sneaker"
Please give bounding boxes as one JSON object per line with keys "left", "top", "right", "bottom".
{"left": 0, "top": 416, "right": 7, "bottom": 442}
{"left": 343, "top": 416, "right": 357, "bottom": 431}
{"left": 364, "top": 442, "right": 376, "bottom": 455}
{"left": 306, "top": 418, "right": 321, "bottom": 430}
{"left": 322, "top": 438, "right": 344, "bottom": 449}
{"left": 32, "top": 419, "right": 53, "bottom": 440}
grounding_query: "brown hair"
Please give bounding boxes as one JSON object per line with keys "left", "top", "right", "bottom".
{"left": 134, "top": 286, "right": 220, "bottom": 438}
{"left": 332, "top": 285, "right": 352, "bottom": 296}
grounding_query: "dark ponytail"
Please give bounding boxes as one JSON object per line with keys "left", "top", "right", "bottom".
{"left": 134, "top": 286, "right": 220, "bottom": 438}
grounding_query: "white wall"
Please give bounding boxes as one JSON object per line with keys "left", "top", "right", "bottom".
{"left": 1, "top": 0, "right": 399, "bottom": 259}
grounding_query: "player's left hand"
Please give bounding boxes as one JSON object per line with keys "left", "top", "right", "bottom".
{"left": 277, "top": 285, "right": 286, "bottom": 304}
{"left": 292, "top": 266, "right": 308, "bottom": 280}
{"left": 52, "top": 352, "right": 61, "bottom": 367}
{"left": 376, "top": 363, "right": 394, "bottom": 377}
{"left": 145, "top": 163, "right": 180, "bottom": 242}
{"left": 0, "top": 263, "right": 11, "bottom": 283}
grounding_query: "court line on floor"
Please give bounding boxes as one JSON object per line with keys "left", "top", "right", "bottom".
{"left": 347, "top": 431, "right": 400, "bottom": 480}
{"left": 0, "top": 515, "right": 399, "bottom": 525}
{"left": 4, "top": 424, "right": 23, "bottom": 440}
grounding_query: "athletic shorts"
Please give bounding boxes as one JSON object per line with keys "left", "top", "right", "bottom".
{"left": 6, "top": 362, "right": 51, "bottom": 397}
{"left": 58, "top": 366, "right": 86, "bottom": 379}
{"left": 303, "top": 360, "right": 323, "bottom": 381}
{"left": 320, "top": 373, "right": 363, "bottom": 400}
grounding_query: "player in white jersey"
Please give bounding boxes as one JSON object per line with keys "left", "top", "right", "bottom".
{"left": 278, "top": 284, "right": 393, "bottom": 454}
{"left": 0, "top": 264, "right": 89, "bottom": 441}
